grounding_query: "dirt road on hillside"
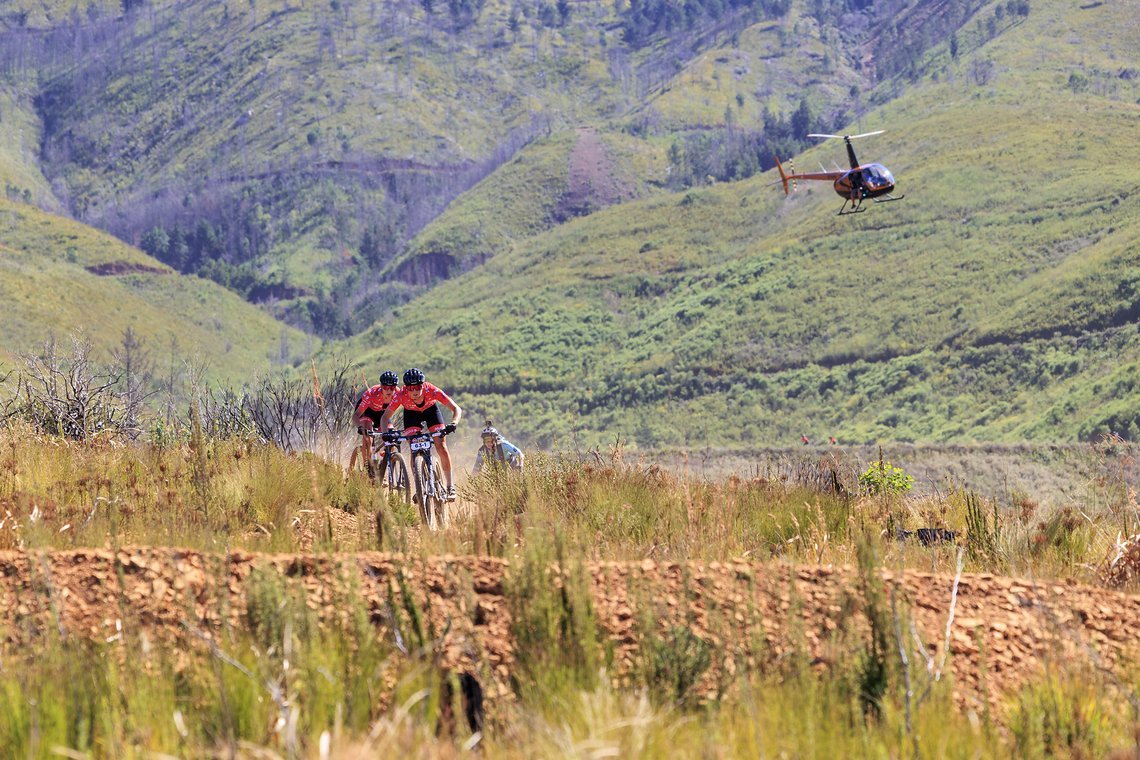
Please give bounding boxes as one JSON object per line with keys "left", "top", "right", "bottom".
{"left": 2, "top": 549, "right": 1137, "bottom": 719}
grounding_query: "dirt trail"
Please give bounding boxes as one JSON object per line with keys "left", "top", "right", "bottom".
{"left": 2, "top": 549, "right": 1138, "bottom": 718}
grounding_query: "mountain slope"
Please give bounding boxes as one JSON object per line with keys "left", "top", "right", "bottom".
{"left": 2, "top": 0, "right": 919, "bottom": 334}
{"left": 389, "top": 128, "right": 670, "bottom": 282}
{"left": 0, "top": 198, "right": 308, "bottom": 381}
{"left": 0, "top": 84, "right": 57, "bottom": 212}
{"left": 333, "top": 0, "right": 1140, "bottom": 447}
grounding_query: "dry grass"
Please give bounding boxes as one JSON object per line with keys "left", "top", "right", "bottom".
{"left": 2, "top": 426, "right": 1136, "bottom": 585}
{"left": 1, "top": 425, "right": 1139, "bottom": 757}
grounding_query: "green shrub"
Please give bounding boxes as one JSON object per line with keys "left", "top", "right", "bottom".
{"left": 505, "top": 531, "right": 600, "bottom": 701}
{"left": 859, "top": 459, "right": 915, "bottom": 496}
{"left": 645, "top": 626, "right": 712, "bottom": 708}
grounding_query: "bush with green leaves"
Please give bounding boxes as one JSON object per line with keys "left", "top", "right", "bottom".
{"left": 858, "top": 459, "right": 915, "bottom": 496}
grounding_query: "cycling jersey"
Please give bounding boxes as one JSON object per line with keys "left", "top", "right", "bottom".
{"left": 356, "top": 385, "right": 395, "bottom": 414}
{"left": 387, "top": 382, "right": 454, "bottom": 414}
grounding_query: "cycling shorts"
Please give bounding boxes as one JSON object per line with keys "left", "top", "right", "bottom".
{"left": 403, "top": 404, "right": 445, "bottom": 434}
{"left": 356, "top": 393, "right": 400, "bottom": 432}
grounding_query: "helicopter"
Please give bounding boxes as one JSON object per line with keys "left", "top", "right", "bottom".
{"left": 774, "top": 130, "right": 904, "bottom": 215}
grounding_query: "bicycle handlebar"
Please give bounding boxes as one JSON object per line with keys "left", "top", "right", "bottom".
{"left": 382, "top": 424, "right": 456, "bottom": 444}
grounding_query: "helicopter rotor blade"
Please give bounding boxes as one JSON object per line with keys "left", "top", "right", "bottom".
{"left": 807, "top": 130, "right": 886, "bottom": 140}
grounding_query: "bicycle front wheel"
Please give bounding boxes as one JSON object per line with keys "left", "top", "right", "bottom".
{"left": 383, "top": 452, "right": 412, "bottom": 506}
{"left": 412, "top": 454, "right": 436, "bottom": 529}
{"left": 432, "top": 458, "right": 448, "bottom": 528}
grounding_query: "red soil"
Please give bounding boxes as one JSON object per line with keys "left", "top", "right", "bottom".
{"left": 2, "top": 548, "right": 1137, "bottom": 719}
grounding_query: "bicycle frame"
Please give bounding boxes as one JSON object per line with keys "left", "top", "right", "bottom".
{"left": 364, "top": 431, "right": 411, "bottom": 506}
{"left": 397, "top": 428, "right": 451, "bottom": 530}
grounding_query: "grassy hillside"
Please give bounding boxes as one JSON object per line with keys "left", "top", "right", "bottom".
{"left": 334, "top": 0, "right": 1140, "bottom": 448}
{"left": 0, "top": 85, "right": 57, "bottom": 211}
{"left": 0, "top": 198, "right": 309, "bottom": 381}
{"left": 388, "top": 0, "right": 1082, "bottom": 285}
{"left": 1, "top": 0, "right": 914, "bottom": 335}
{"left": 641, "top": 15, "right": 861, "bottom": 130}
{"left": 3, "top": 0, "right": 647, "bottom": 326}
{"left": 390, "top": 129, "right": 670, "bottom": 279}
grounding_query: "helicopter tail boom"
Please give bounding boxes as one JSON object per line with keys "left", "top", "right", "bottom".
{"left": 774, "top": 155, "right": 792, "bottom": 195}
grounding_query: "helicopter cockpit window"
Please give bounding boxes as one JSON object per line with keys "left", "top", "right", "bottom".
{"left": 863, "top": 165, "right": 895, "bottom": 187}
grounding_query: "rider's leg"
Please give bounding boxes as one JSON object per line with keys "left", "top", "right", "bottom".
{"left": 359, "top": 409, "right": 382, "bottom": 476}
{"left": 419, "top": 404, "right": 454, "bottom": 495}
{"left": 437, "top": 437, "right": 454, "bottom": 490}
{"left": 360, "top": 432, "right": 374, "bottom": 477}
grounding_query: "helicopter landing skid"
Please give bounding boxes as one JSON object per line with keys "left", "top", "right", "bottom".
{"left": 838, "top": 193, "right": 906, "bottom": 215}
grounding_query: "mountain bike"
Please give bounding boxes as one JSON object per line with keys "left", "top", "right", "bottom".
{"left": 364, "top": 429, "right": 411, "bottom": 507}
{"left": 387, "top": 424, "right": 455, "bottom": 530}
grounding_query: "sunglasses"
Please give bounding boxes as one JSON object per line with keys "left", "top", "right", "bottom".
{"left": 405, "top": 384, "right": 424, "bottom": 391}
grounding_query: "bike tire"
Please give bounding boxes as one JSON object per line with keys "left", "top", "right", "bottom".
{"left": 412, "top": 454, "right": 435, "bottom": 529}
{"left": 432, "top": 458, "right": 448, "bottom": 528}
{"left": 383, "top": 452, "right": 412, "bottom": 506}
{"left": 363, "top": 447, "right": 376, "bottom": 480}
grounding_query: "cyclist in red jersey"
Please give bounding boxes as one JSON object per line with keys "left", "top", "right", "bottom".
{"left": 379, "top": 368, "right": 464, "bottom": 500}
{"left": 352, "top": 370, "right": 400, "bottom": 477}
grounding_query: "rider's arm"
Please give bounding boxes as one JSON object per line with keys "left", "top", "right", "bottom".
{"left": 352, "top": 394, "right": 372, "bottom": 429}
{"left": 505, "top": 441, "right": 524, "bottom": 469}
{"left": 473, "top": 448, "right": 484, "bottom": 473}
{"left": 379, "top": 402, "right": 399, "bottom": 433}
{"left": 444, "top": 398, "right": 463, "bottom": 427}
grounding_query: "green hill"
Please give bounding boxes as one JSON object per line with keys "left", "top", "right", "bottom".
{"left": 333, "top": 0, "right": 1140, "bottom": 448}
{"left": 388, "top": 128, "right": 670, "bottom": 281}
{"left": 0, "top": 84, "right": 57, "bottom": 211}
{"left": 0, "top": 198, "right": 309, "bottom": 382}
{"left": 1, "top": 0, "right": 904, "bottom": 334}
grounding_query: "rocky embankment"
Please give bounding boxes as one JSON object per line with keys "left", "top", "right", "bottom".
{"left": 2, "top": 549, "right": 1137, "bottom": 719}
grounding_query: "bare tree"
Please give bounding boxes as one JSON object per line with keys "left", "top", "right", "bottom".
{"left": 13, "top": 336, "right": 141, "bottom": 439}
{"left": 110, "top": 326, "right": 155, "bottom": 415}
{"left": 240, "top": 359, "right": 356, "bottom": 452}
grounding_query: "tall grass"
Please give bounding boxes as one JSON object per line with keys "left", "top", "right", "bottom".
{"left": 0, "top": 561, "right": 401, "bottom": 758}
{"left": 1, "top": 430, "right": 1138, "bottom": 756}
{"left": 1, "top": 425, "right": 1131, "bottom": 583}
{"left": 505, "top": 530, "right": 600, "bottom": 701}
{"left": 0, "top": 422, "right": 386, "bottom": 552}
{"left": 4, "top": 637, "right": 1133, "bottom": 758}
{"left": 479, "top": 664, "right": 1140, "bottom": 760}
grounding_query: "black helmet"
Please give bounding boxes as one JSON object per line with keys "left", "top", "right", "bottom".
{"left": 379, "top": 370, "right": 399, "bottom": 387}
{"left": 403, "top": 367, "right": 425, "bottom": 385}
